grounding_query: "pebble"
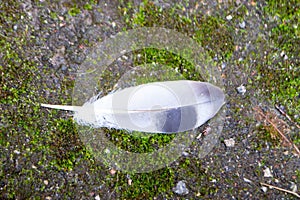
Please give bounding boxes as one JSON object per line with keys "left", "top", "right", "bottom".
{"left": 226, "top": 15, "right": 233, "bottom": 21}
{"left": 261, "top": 186, "right": 268, "bottom": 193}
{"left": 290, "top": 182, "right": 297, "bottom": 193}
{"left": 128, "top": 178, "right": 132, "bottom": 185}
{"left": 221, "top": 62, "right": 226, "bottom": 69}
{"left": 182, "top": 151, "right": 189, "bottom": 157}
{"left": 236, "top": 85, "right": 246, "bottom": 95}
{"left": 239, "top": 21, "right": 246, "bottom": 29}
{"left": 173, "top": 181, "right": 189, "bottom": 195}
{"left": 61, "top": 65, "right": 67, "bottom": 71}
{"left": 263, "top": 167, "right": 273, "bottom": 178}
{"left": 243, "top": 178, "right": 252, "bottom": 184}
{"left": 224, "top": 138, "right": 235, "bottom": 147}
{"left": 13, "top": 24, "right": 18, "bottom": 31}
{"left": 13, "top": 150, "right": 20, "bottom": 154}
{"left": 109, "top": 168, "right": 116, "bottom": 175}
{"left": 95, "top": 195, "right": 100, "bottom": 200}
{"left": 280, "top": 51, "right": 288, "bottom": 60}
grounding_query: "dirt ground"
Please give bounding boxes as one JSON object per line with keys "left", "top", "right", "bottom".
{"left": 1, "top": 0, "right": 299, "bottom": 199}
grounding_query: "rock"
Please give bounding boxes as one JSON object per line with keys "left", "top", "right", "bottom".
{"left": 243, "top": 178, "right": 252, "bottom": 184}
{"left": 182, "top": 151, "right": 189, "bottom": 157}
{"left": 13, "top": 150, "right": 20, "bottom": 154}
{"left": 173, "top": 181, "right": 189, "bottom": 195}
{"left": 263, "top": 167, "right": 273, "bottom": 178}
{"left": 236, "top": 85, "right": 246, "bottom": 95}
{"left": 224, "top": 138, "right": 235, "bottom": 147}
{"left": 239, "top": 21, "right": 246, "bottom": 29}
{"left": 221, "top": 62, "right": 226, "bottom": 69}
{"left": 128, "top": 178, "right": 132, "bottom": 185}
{"left": 95, "top": 195, "right": 100, "bottom": 200}
{"left": 261, "top": 186, "right": 268, "bottom": 193}
{"left": 13, "top": 24, "right": 18, "bottom": 31}
{"left": 290, "top": 182, "right": 297, "bottom": 193}
{"left": 226, "top": 15, "right": 233, "bottom": 21}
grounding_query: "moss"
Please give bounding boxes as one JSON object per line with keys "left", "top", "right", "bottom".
{"left": 2, "top": 0, "right": 298, "bottom": 199}
{"left": 107, "top": 129, "right": 176, "bottom": 153}
{"left": 65, "top": 0, "right": 97, "bottom": 17}
{"left": 194, "top": 16, "right": 234, "bottom": 60}
{"left": 109, "top": 167, "right": 175, "bottom": 199}
{"left": 257, "top": 0, "right": 300, "bottom": 124}
{"left": 0, "top": 1, "right": 95, "bottom": 198}
{"left": 119, "top": 0, "right": 234, "bottom": 62}
{"left": 257, "top": 125, "right": 281, "bottom": 147}
{"left": 296, "top": 169, "right": 300, "bottom": 182}
{"left": 68, "top": 7, "right": 81, "bottom": 17}
{"left": 175, "top": 157, "right": 218, "bottom": 197}
{"left": 133, "top": 48, "right": 204, "bottom": 81}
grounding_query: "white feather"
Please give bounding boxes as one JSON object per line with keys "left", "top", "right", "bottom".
{"left": 41, "top": 80, "right": 225, "bottom": 133}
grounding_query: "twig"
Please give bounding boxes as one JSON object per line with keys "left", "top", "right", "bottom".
{"left": 275, "top": 104, "right": 300, "bottom": 129}
{"left": 260, "top": 182, "right": 300, "bottom": 198}
{"left": 253, "top": 107, "right": 300, "bottom": 156}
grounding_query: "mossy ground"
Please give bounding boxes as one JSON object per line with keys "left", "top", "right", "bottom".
{"left": 1, "top": 0, "right": 299, "bottom": 199}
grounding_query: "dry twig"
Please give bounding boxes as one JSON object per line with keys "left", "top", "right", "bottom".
{"left": 253, "top": 107, "right": 300, "bottom": 156}
{"left": 260, "top": 182, "right": 300, "bottom": 198}
{"left": 275, "top": 104, "right": 300, "bottom": 129}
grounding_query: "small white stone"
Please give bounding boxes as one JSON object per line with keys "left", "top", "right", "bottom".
{"left": 14, "top": 150, "right": 20, "bottom": 154}
{"left": 243, "top": 178, "right": 252, "bottom": 184}
{"left": 95, "top": 195, "right": 100, "bottom": 200}
{"left": 44, "top": 180, "right": 49, "bottom": 185}
{"left": 122, "top": 55, "right": 128, "bottom": 60}
{"left": 263, "top": 167, "right": 273, "bottom": 178}
{"left": 261, "top": 186, "right": 268, "bottom": 193}
{"left": 112, "top": 21, "right": 116, "bottom": 28}
{"left": 221, "top": 62, "right": 226, "bottom": 69}
{"left": 173, "top": 181, "right": 189, "bottom": 195}
{"left": 120, "top": 50, "right": 127, "bottom": 54}
{"left": 13, "top": 24, "right": 18, "bottom": 31}
{"left": 226, "top": 15, "right": 233, "bottom": 20}
{"left": 224, "top": 138, "right": 235, "bottom": 147}
{"left": 236, "top": 85, "right": 246, "bottom": 95}
{"left": 239, "top": 21, "right": 246, "bottom": 28}
{"left": 182, "top": 151, "right": 189, "bottom": 156}
{"left": 290, "top": 182, "right": 297, "bottom": 193}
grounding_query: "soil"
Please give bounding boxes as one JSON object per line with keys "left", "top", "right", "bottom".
{"left": 1, "top": 0, "right": 299, "bottom": 199}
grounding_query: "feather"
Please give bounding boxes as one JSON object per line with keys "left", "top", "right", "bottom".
{"left": 41, "top": 80, "right": 225, "bottom": 133}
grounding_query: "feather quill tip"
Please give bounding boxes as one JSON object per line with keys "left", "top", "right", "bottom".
{"left": 41, "top": 103, "right": 78, "bottom": 111}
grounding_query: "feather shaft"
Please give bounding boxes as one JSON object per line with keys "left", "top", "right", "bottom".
{"left": 41, "top": 104, "right": 80, "bottom": 111}
{"left": 41, "top": 80, "right": 225, "bottom": 133}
